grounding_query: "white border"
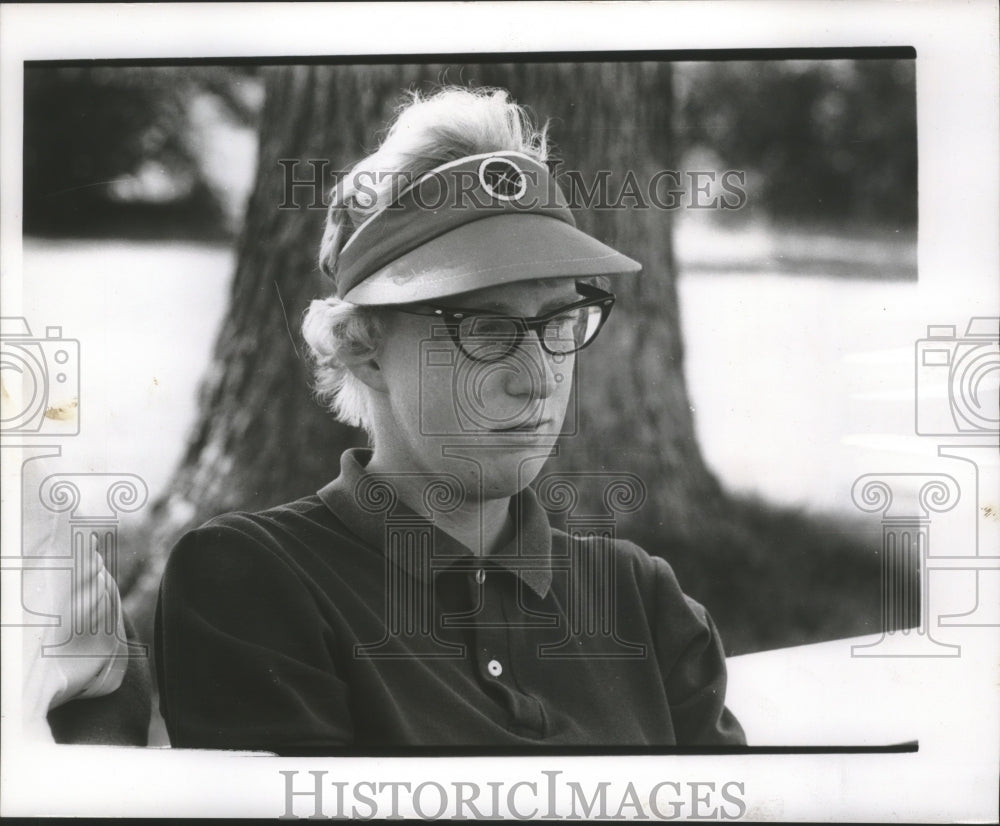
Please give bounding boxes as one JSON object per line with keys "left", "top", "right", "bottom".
{"left": 2, "top": 1, "right": 998, "bottom": 821}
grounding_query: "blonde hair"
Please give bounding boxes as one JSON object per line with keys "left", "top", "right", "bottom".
{"left": 302, "top": 86, "right": 550, "bottom": 436}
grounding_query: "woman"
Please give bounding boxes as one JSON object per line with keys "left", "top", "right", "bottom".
{"left": 155, "top": 86, "right": 745, "bottom": 753}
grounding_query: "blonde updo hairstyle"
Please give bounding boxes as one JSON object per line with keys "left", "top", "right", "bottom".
{"left": 301, "top": 86, "right": 550, "bottom": 436}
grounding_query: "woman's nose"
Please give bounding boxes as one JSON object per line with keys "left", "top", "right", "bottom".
{"left": 503, "top": 334, "right": 565, "bottom": 400}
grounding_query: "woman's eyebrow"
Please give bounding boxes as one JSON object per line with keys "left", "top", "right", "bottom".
{"left": 470, "top": 294, "right": 579, "bottom": 315}
{"left": 540, "top": 294, "right": 579, "bottom": 313}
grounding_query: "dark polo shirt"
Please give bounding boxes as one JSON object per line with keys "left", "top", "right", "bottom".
{"left": 155, "top": 449, "right": 744, "bottom": 753}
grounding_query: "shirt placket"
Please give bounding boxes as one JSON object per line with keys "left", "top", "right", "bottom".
{"left": 443, "top": 562, "right": 546, "bottom": 738}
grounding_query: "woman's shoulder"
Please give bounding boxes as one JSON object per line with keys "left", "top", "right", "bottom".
{"left": 552, "top": 528, "right": 707, "bottom": 621}
{"left": 164, "top": 493, "right": 358, "bottom": 582}
{"left": 553, "top": 527, "right": 683, "bottom": 583}
{"left": 199, "top": 492, "right": 331, "bottom": 533}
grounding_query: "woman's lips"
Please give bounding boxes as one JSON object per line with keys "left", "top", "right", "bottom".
{"left": 490, "top": 418, "right": 552, "bottom": 433}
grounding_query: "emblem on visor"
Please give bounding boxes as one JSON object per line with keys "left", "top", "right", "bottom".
{"left": 478, "top": 156, "right": 528, "bottom": 202}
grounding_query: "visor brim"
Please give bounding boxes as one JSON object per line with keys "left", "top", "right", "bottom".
{"left": 341, "top": 213, "right": 641, "bottom": 305}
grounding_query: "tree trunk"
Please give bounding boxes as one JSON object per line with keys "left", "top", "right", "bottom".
{"left": 124, "top": 62, "right": 721, "bottom": 633}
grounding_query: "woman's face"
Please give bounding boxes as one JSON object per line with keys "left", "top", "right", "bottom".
{"left": 372, "top": 279, "right": 580, "bottom": 500}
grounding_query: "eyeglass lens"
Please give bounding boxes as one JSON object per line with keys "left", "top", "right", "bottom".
{"left": 461, "top": 305, "right": 603, "bottom": 361}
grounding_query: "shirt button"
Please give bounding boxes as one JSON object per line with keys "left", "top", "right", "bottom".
{"left": 487, "top": 659, "right": 503, "bottom": 677}
{"left": 475, "top": 568, "right": 486, "bottom": 584}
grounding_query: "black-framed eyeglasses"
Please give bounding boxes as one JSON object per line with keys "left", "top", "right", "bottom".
{"left": 393, "top": 282, "right": 616, "bottom": 363}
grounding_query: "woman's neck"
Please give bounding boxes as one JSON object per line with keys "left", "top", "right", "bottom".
{"left": 364, "top": 448, "right": 513, "bottom": 556}
{"left": 434, "top": 497, "right": 513, "bottom": 557}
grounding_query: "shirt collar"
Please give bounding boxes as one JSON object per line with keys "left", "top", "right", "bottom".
{"left": 317, "top": 448, "right": 553, "bottom": 598}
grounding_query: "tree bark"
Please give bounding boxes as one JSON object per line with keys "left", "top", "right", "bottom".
{"left": 124, "top": 62, "right": 721, "bottom": 631}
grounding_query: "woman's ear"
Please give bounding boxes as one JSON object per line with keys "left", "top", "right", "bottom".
{"left": 339, "top": 348, "right": 388, "bottom": 393}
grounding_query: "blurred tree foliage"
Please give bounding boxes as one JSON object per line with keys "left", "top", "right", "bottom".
{"left": 676, "top": 59, "right": 916, "bottom": 228}
{"left": 24, "top": 59, "right": 916, "bottom": 237}
{"left": 23, "top": 65, "right": 261, "bottom": 236}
